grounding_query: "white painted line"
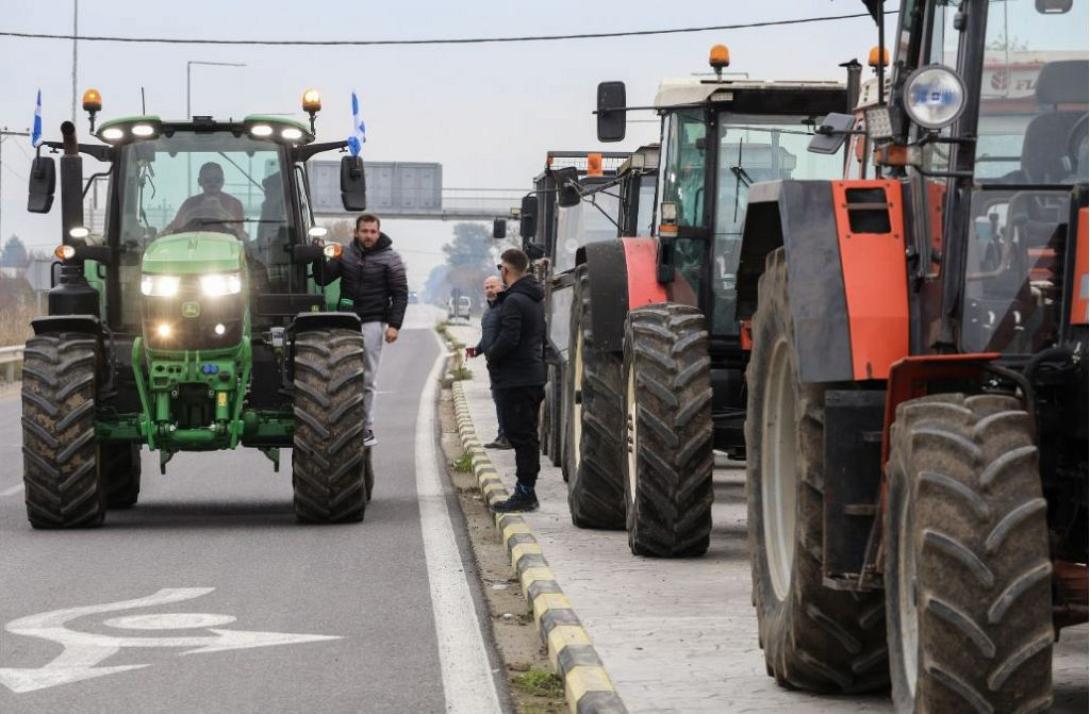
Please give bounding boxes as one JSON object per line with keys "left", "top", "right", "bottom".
{"left": 0, "top": 483, "right": 24, "bottom": 498}
{"left": 415, "top": 333, "right": 502, "bottom": 714}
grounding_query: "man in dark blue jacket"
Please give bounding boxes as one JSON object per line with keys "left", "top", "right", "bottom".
{"left": 314, "top": 213, "right": 408, "bottom": 447}
{"left": 468, "top": 275, "right": 509, "bottom": 449}
{"left": 487, "top": 248, "right": 547, "bottom": 513}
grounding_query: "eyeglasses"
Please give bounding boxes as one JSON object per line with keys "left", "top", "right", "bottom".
{"left": 496, "top": 264, "right": 506, "bottom": 272}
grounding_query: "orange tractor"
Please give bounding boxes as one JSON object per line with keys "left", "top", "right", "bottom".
{"left": 737, "top": 0, "right": 1088, "bottom": 710}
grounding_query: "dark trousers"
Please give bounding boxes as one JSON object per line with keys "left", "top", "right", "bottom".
{"left": 495, "top": 385, "right": 545, "bottom": 489}
{"left": 490, "top": 386, "right": 506, "bottom": 439}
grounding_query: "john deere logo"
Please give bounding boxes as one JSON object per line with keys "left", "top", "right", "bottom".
{"left": 182, "top": 301, "right": 201, "bottom": 318}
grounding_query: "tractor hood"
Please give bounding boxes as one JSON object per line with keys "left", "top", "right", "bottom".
{"left": 142, "top": 232, "right": 244, "bottom": 275}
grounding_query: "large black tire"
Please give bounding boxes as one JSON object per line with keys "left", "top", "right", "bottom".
{"left": 541, "top": 363, "right": 563, "bottom": 467}
{"left": 21, "top": 332, "right": 107, "bottom": 529}
{"left": 102, "top": 443, "right": 141, "bottom": 509}
{"left": 622, "top": 304, "right": 713, "bottom": 557}
{"left": 291, "top": 328, "right": 367, "bottom": 523}
{"left": 364, "top": 447, "right": 374, "bottom": 503}
{"left": 886, "top": 393, "right": 1053, "bottom": 713}
{"left": 564, "top": 265, "right": 626, "bottom": 530}
{"left": 746, "top": 249, "right": 889, "bottom": 692}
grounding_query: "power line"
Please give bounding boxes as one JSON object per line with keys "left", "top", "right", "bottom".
{"left": 0, "top": 11, "right": 892, "bottom": 47}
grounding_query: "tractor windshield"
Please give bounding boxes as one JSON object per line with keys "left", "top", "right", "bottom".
{"left": 117, "top": 133, "right": 289, "bottom": 242}
{"left": 554, "top": 188, "right": 620, "bottom": 273}
{"left": 112, "top": 133, "right": 292, "bottom": 330}
{"left": 711, "top": 117, "right": 845, "bottom": 335}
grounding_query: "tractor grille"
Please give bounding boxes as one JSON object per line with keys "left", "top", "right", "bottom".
{"left": 142, "top": 282, "right": 244, "bottom": 351}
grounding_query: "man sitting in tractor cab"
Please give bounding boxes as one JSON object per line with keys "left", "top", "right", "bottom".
{"left": 164, "top": 161, "right": 245, "bottom": 237}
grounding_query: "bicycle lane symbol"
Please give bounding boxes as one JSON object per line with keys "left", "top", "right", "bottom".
{"left": 0, "top": 588, "right": 341, "bottom": 693}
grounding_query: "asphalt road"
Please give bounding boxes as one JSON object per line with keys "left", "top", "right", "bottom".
{"left": 0, "top": 307, "right": 504, "bottom": 713}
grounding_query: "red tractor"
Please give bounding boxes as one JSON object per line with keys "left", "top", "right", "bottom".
{"left": 563, "top": 48, "right": 850, "bottom": 555}
{"left": 737, "top": 1, "right": 1088, "bottom": 710}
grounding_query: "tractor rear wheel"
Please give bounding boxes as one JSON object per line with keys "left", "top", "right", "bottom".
{"left": 886, "top": 393, "right": 1053, "bottom": 713}
{"left": 102, "top": 443, "right": 141, "bottom": 509}
{"left": 292, "top": 328, "right": 367, "bottom": 523}
{"left": 622, "top": 304, "right": 713, "bottom": 557}
{"left": 746, "top": 249, "right": 888, "bottom": 692}
{"left": 21, "top": 332, "right": 106, "bottom": 529}
{"left": 564, "top": 265, "right": 625, "bottom": 530}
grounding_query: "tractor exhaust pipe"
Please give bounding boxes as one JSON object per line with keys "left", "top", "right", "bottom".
{"left": 59, "top": 121, "right": 86, "bottom": 247}
{"left": 842, "top": 59, "right": 863, "bottom": 113}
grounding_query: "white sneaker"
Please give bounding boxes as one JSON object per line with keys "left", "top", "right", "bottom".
{"left": 364, "top": 430, "right": 377, "bottom": 447}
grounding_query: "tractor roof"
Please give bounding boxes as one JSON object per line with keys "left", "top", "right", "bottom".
{"left": 653, "top": 78, "right": 845, "bottom": 111}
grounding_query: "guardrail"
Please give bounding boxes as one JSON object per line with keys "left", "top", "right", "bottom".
{"left": 0, "top": 345, "right": 25, "bottom": 383}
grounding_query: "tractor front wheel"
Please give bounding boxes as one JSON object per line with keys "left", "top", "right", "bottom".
{"left": 622, "top": 303, "right": 713, "bottom": 557}
{"left": 21, "top": 332, "right": 106, "bottom": 528}
{"left": 885, "top": 393, "right": 1053, "bottom": 713}
{"left": 292, "top": 328, "right": 368, "bottom": 523}
{"left": 746, "top": 249, "right": 888, "bottom": 692}
{"left": 564, "top": 265, "right": 625, "bottom": 529}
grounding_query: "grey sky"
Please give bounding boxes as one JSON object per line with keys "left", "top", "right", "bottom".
{"left": 0, "top": 0, "right": 891, "bottom": 289}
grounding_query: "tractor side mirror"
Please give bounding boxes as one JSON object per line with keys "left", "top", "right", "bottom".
{"left": 492, "top": 218, "right": 507, "bottom": 240}
{"left": 28, "top": 156, "right": 56, "bottom": 214}
{"left": 519, "top": 195, "right": 537, "bottom": 240}
{"left": 340, "top": 155, "right": 367, "bottom": 211}
{"left": 1036, "top": 0, "right": 1072, "bottom": 13}
{"left": 597, "top": 81, "right": 627, "bottom": 143}
{"left": 554, "top": 167, "right": 581, "bottom": 208}
{"left": 808, "top": 113, "right": 855, "bottom": 154}
{"left": 525, "top": 243, "right": 546, "bottom": 261}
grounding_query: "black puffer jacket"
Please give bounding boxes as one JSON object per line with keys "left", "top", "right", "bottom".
{"left": 315, "top": 233, "right": 408, "bottom": 328}
{"left": 486, "top": 276, "right": 546, "bottom": 389}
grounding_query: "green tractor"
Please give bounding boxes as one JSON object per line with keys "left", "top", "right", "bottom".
{"left": 21, "top": 89, "right": 372, "bottom": 527}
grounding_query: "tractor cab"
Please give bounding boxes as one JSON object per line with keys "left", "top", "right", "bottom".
{"left": 642, "top": 64, "right": 848, "bottom": 339}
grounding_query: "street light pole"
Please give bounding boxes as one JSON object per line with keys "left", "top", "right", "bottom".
{"left": 186, "top": 60, "right": 247, "bottom": 119}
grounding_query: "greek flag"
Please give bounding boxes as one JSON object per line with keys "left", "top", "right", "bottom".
{"left": 31, "top": 90, "right": 43, "bottom": 148}
{"left": 346, "top": 91, "right": 366, "bottom": 157}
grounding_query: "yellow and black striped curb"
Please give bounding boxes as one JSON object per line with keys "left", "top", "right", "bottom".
{"left": 450, "top": 380, "right": 627, "bottom": 714}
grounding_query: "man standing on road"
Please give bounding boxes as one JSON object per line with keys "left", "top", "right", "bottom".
{"left": 486, "top": 249, "right": 546, "bottom": 513}
{"left": 467, "top": 275, "right": 509, "bottom": 450}
{"left": 315, "top": 213, "right": 408, "bottom": 447}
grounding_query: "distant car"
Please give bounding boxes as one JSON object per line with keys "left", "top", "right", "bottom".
{"left": 408, "top": 291, "right": 419, "bottom": 304}
{"left": 447, "top": 296, "right": 472, "bottom": 322}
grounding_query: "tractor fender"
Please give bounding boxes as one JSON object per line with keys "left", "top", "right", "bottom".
{"left": 575, "top": 238, "right": 667, "bottom": 353}
{"left": 290, "top": 311, "right": 362, "bottom": 335}
{"left": 737, "top": 179, "right": 909, "bottom": 384}
{"left": 31, "top": 314, "right": 101, "bottom": 336}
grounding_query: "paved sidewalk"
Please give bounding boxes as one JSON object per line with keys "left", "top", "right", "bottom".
{"left": 449, "top": 323, "right": 1088, "bottom": 713}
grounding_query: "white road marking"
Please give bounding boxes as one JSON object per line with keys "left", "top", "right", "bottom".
{"left": 415, "top": 333, "right": 502, "bottom": 714}
{"left": 0, "top": 483, "right": 24, "bottom": 498}
{"left": 0, "top": 588, "right": 340, "bottom": 693}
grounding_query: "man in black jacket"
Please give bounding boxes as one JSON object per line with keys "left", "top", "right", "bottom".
{"left": 487, "top": 248, "right": 546, "bottom": 513}
{"left": 315, "top": 213, "right": 408, "bottom": 447}
{"left": 467, "top": 275, "right": 509, "bottom": 449}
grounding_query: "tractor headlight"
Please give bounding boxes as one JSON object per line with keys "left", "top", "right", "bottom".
{"left": 199, "top": 272, "right": 242, "bottom": 297}
{"left": 903, "top": 65, "right": 966, "bottom": 130}
{"left": 141, "top": 274, "right": 181, "bottom": 297}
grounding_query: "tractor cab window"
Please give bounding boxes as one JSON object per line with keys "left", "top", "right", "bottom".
{"left": 710, "top": 116, "right": 844, "bottom": 336}
{"left": 553, "top": 188, "right": 620, "bottom": 274}
{"left": 114, "top": 133, "right": 291, "bottom": 330}
{"left": 659, "top": 111, "right": 707, "bottom": 229}
{"left": 636, "top": 180, "right": 657, "bottom": 236}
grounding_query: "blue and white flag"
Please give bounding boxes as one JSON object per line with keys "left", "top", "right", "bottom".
{"left": 346, "top": 91, "right": 366, "bottom": 157}
{"left": 31, "top": 90, "right": 43, "bottom": 148}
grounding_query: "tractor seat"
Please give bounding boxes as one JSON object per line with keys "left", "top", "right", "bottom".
{"left": 1018, "top": 60, "right": 1088, "bottom": 184}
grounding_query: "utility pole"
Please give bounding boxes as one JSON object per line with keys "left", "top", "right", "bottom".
{"left": 0, "top": 129, "right": 33, "bottom": 256}
{"left": 71, "top": 0, "right": 79, "bottom": 122}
